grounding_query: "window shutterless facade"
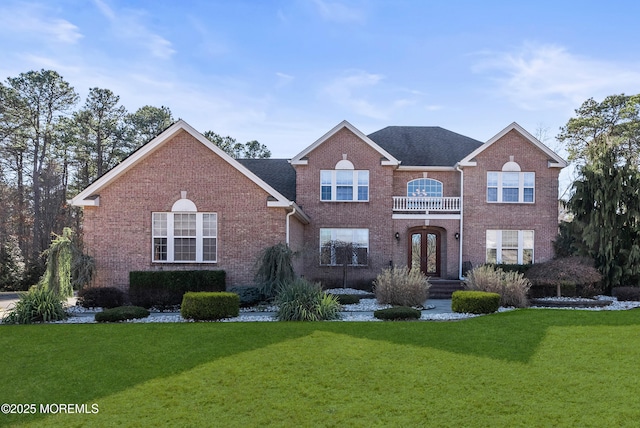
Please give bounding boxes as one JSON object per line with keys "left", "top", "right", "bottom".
{"left": 320, "top": 170, "right": 369, "bottom": 202}
{"left": 319, "top": 228, "right": 369, "bottom": 266}
{"left": 487, "top": 172, "right": 535, "bottom": 203}
{"left": 486, "top": 230, "right": 534, "bottom": 264}
{"left": 152, "top": 212, "right": 217, "bottom": 263}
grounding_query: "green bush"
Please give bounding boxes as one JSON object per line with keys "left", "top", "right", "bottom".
{"left": 331, "top": 294, "right": 361, "bottom": 305}
{"left": 77, "top": 286, "right": 125, "bottom": 309}
{"left": 451, "top": 290, "right": 500, "bottom": 314}
{"left": 374, "top": 306, "right": 421, "bottom": 321}
{"left": 95, "top": 306, "right": 150, "bottom": 323}
{"left": 465, "top": 265, "right": 530, "bottom": 308}
{"left": 129, "top": 270, "right": 225, "bottom": 309}
{"left": 612, "top": 286, "right": 640, "bottom": 301}
{"left": 180, "top": 292, "right": 240, "bottom": 321}
{"left": 275, "top": 279, "right": 341, "bottom": 321}
{"left": 228, "top": 286, "right": 264, "bottom": 307}
{"left": 2, "top": 287, "right": 67, "bottom": 324}
{"left": 373, "top": 266, "right": 430, "bottom": 307}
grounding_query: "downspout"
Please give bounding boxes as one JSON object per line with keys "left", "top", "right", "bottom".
{"left": 285, "top": 203, "right": 296, "bottom": 246}
{"left": 455, "top": 164, "right": 464, "bottom": 280}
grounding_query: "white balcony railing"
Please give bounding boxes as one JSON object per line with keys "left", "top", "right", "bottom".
{"left": 392, "top": 196, "right": 461, "bottom": 212}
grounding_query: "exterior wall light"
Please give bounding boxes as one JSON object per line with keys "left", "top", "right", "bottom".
{"left": 395, "top": 232, "right": 400, "bottom": 241}
{"left": 454, "top": 232, "right": 460, "bottom": 240}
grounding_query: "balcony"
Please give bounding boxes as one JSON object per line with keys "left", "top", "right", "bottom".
{"left": 392, "top": 196, "right": 461, "bottom": 215}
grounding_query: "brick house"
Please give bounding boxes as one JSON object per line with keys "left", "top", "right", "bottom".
{"left": 71, "top": 119, "right": 566, "bottom": 290}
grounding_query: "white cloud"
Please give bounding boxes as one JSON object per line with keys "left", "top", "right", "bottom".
{"left": 311, "top": 0, "right": 366, "bottom": 24}
{"left": 0, "top": 2, "right": 83, "bottom": 44}
{"left": 92, "top": 0, "right": 176, "bottom": 59}
{"left": 473, "top": 43, "right": 640, "bottom": 110}
{"left": 323, "top": 70, "right": 388, "bottom": 119}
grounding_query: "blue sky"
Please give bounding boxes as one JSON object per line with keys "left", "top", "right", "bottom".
{"left": 1, "top": 0, "right": 639, "bottom": 167}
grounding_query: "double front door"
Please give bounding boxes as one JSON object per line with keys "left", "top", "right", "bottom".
{"left": 409, "top": 228, "right": 441, "bottom": 277}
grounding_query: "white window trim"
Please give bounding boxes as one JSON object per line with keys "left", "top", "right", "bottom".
{"left": 407, "top": 178, "right": 443, "bottom": 197}
{"left": 486, "top": 230, "right": 534, "bottom": 264}
{"left": 152, "top": 212, "right": 218, "bottom": 263}
{"left": 320, "top": 170, "right": 369, "bottom": 202}
{"left": 319, "top": 228, "right": 369, "bottom": 266}
{"left": 487, "top": 172, "right": 535, "bottom": 203}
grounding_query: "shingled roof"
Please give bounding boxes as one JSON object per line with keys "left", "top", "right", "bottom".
{"left": 367, "top": 126, "right": 483, "bottom": 167}
{"left": 237, "top": 158, "right": 297, "bottom": 201}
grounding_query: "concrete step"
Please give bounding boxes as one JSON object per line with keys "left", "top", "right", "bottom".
{"left": 429, "top": 280, "right": 465, "bottom": 299}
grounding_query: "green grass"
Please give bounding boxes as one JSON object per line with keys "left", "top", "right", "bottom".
{"left": 2, "top": 309, "right": 640, "bottom": 427}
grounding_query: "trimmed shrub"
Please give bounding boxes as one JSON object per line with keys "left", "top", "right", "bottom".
{"left": 228, "top": 286, "right": 264, "bottom": 307}
{"left": 374, "top": 306, "right": 421, "bottom": 321}
{"left": 465, "top": 265, "right": 530, "bottom": 308}
{"left": 451, "top": 290, "right": 500, "bottom": 314}
{"left": 373, "top": 266, "right": 430, "bottom": 307}
{"left": 181, "top": 292, "right": 240, "bottom": 321}
{"left": 612, "top": 286, "right": 640, "bottom": 301}
{"left": 331, "top": 294, "right": 361, "bottom": 305}
{"left": 129, "top": 270, "right": 225, "bottom": 309}
{"left": 525, "top": 257, "right": 603, "bottom": 298}
{"left": 2, "top": 287, "right": 67, "bottom": 324}
{"left": 275, "top": 279, "right": 341, "bottom": 321}
{"left": 77, "top": 286, "right": 125, "bottom": 309}
{"left": 95, "top": 306, "right": 150, "bottom": 323}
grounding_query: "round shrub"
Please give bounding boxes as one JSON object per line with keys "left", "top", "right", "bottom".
{"left": 374, "top": 306, "right": 421, "bottom": 321}
{"left": 77, "top": 286, "right": 125, "bottom": 309}
{"left": 451, "top": 290, "right": 500, "bottom": 314}
{"left": 275, "top": 279, "right": 341, "bottom": 321}
{"left": 374, "top": 266, "right": 430, "bottom": 307}
{"left": 229, "top": 286, "right": 264, "bottom": 307}
{"left": 331, "top": 294, "right": 361, "bottom": 305}
{"left": 181, "top": 292, "right": 240, "bottom": 321}
{"left": 95, "top": 306, "right": 149, "bottom": 323}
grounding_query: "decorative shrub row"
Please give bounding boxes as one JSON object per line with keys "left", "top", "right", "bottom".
{"left": 451, "top": 290, "right": 500, "bottom": 314}
{"left": 374, "top": 306, "right": 421, "bottom": 321}
{"left": 180, "top": 292, "right": 240, "bottom": 321}
{"left": 129, "top": 270, "right": 225, "bottom": 309}
{"left": 95, "top": 306, "right": 150, "bottom": 323}
{"left": 612, "top": 286, "right": 640, "bottom": 301}
{"left": 77, "top": 286, "right": 125, "bottom": 309}
{"left": 228, "top": 286, "right": 264, "bottom": 307}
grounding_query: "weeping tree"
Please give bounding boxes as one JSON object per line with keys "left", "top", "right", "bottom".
{"left": 254, "top": 243, "right": 295, "bottom": 299}
{"left": 567, "top": 147, "right": 640, "bottom": 292}
{"left": 39, "top": 227, "right": 94, "bottom": 298}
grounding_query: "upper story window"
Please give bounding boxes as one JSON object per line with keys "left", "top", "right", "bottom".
{"left": 407, "top": 178, "right": 443, "bottom": 198}
{"left": 152, "top": 196, "right": 217, "bottom": 263}
{"left": 320, "top": 158, "right": 369, "bottom": 202}
{"left": 487, "top": 160, "right": 534, "bottom": 203}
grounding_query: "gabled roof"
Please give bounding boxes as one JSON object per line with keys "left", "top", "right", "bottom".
{"left": 290, "top": 120, "right": 400, "bottom": 166}
{"left": 458, "top": 122, "right": 568, "bottom": 168}
{"left": 237, "top": 159, "right": 296, "bottom": 201}
{"left": 69, "top": 120, "right": 307, "bottom": 220}
{"left": 367, "top": 126, "right": 484, "bottom": 167}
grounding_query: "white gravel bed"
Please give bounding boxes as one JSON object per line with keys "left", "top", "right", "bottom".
{"left": 531, "top": 296, "right": 640, "bottom": 311}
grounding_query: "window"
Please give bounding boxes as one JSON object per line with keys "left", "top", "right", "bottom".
{"left": 407, "top": 178, "right": 443, "bottom": 198}
{"left": 320, "top": 228, "right": 369, "bottom": 266}
{"left": 320, "top": 170, "right": 369, "bottom": 202}
{"left": 486, "top": 230, "right": 533, "bottom": 264}
{"left": 152, "top": 211, "right": 217, "bottom": 263}
{"left": 487, "top": 172, "right": 535, "bottom": 203}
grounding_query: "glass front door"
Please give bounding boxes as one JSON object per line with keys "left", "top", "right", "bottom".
{"left": 409, "top": 228, "right": 441, "bottom": 277}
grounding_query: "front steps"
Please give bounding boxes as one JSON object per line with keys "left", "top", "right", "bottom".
{"left": 429, "top": 279, "right": 465, "bottom": 299}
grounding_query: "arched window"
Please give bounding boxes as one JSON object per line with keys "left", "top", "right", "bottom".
{"left": 320, "top": 158, "right": 369, "bottom": 202}
{"left": 407, "top": 178, "right": 443, "bottom": 198}
{"left": 152, "top": 196, "right": 217, "bottom": 263}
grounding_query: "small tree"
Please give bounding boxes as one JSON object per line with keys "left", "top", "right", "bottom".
{"left": 254, "top": 243, "right": 295, "bottom": 299}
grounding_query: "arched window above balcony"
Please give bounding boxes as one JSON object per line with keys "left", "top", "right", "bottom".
{"left": 407, "top": 178, "right": 443, "bottom": 198}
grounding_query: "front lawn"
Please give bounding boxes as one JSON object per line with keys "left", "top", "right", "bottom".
{"left": 2, "top": 309, "right": 640, "bottom": 427}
